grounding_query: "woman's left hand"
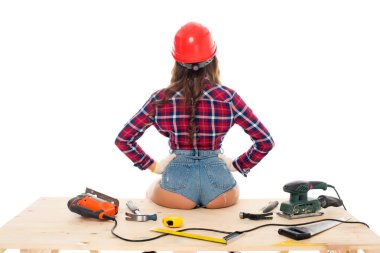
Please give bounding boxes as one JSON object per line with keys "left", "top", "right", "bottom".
{"left": 150, "top": 154, "right": 177, "bottom": 174}
{"left": 218, "top": 154, "right": 237, "bottom": 172}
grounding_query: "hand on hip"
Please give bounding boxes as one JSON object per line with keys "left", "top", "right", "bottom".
{"left": 218, "top": 154, "right": 237, "bottom": 172}
{"left": 151, "top": 154, "right": 177, "bottom": 174}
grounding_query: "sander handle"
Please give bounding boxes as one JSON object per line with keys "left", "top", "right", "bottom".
{"left": 283, "top": 180, "right": 328, "bottom": 193}
{"left": 309, "top": 181, "right": 328, "bottom": 190}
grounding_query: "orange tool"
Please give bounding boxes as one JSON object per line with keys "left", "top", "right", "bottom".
{"left": 67, "top": 188, "right": 119, "bottom": 220}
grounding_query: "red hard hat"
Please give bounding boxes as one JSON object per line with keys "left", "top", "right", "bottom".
{"left": 172, "top": 22, "right": 217, "bottom": 63}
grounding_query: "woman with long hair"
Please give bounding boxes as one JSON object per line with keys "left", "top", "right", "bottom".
{"left": 115, "top": 22, "right": 274, "bottom": 209}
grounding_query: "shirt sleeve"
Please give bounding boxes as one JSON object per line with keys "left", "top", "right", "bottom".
{"left": 115, "top": 93, "right": 156, "bottom": 170}
{"left": 230, "top": 92, "right": 275, "bottom": 177}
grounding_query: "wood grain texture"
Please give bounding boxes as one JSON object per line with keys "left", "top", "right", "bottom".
{"left": 0, "top": 198, "right": 379, "bottom": 251}
{"left": 20, "top": 250, "right": 51, "bottom": 253}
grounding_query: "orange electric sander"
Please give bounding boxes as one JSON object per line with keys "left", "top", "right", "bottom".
{"left": 67, "top": 187, "right": 119, "bottom": 220}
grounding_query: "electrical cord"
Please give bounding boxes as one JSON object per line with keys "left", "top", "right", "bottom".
{"left": 107, "top": 216, "right": 369, "bottom": 242}
{"left": 105, "top": 185, "right": 362, "bottom": 242}
{"left": 328, "top": 184, "right": 347, "bottom": 210}
{"left": 238, "top": 218, "right": 369, "bottom": 233}
{"left": 108, "top": 217, "right": 233, "bottom": 242}
{"left": 110, "top": 218, "right": 168, "bottom": 242}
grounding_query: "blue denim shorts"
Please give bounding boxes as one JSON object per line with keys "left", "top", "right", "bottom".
{"left": 160, "top": 149, "right": 237, "bottom": 207}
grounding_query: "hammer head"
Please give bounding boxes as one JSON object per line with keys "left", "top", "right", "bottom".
{"left": 125, "top": 212, "right": 157, "bottom": 222}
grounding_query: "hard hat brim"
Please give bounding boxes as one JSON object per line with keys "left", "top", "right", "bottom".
{"left": 172, "top": 43, "right": 217, "bottom": 64}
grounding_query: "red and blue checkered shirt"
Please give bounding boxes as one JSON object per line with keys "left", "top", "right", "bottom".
{"left": 115, "top": 82, "right": 274, "bottom": 177}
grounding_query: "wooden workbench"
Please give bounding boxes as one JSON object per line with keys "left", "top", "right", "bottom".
{"left": 0, "top": 198, "right": 379, "bottom": 253}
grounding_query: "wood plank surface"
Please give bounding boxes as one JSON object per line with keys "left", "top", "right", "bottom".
{"left": 20, "top": 250, "right": 51, "bottom": 253}
{"left": 0, "top": 197, "right": 379, "bottom": 251}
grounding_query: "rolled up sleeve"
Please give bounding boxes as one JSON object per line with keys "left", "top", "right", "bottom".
{"left": 230, "top": 92, "right": 275, "bottom": 177}
{"left": 115, "top": 93, "right": 156, "bottom": 170}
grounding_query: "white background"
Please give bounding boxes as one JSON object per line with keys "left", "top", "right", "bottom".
{"left": 1, "top": 0, "right": 379, "bottom": 250}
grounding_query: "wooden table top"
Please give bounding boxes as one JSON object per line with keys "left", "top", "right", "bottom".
{"left": 0, "top": 197, "right": 379, "bottom": 251}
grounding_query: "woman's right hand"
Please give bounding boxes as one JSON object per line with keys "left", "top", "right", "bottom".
{"left": 218, "top": 154, "right": 237, "bottom": 172}
{"left": 150, "top": 154, "right": 177, "bottom": 174}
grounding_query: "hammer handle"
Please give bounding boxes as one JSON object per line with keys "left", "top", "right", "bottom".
{"left": 127, "top": 201, "right": 140, "bottom": 214}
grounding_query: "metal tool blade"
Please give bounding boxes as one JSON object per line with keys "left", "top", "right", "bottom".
{"left": 125, "top": 212, "right": 157, "bottom": 222}
{"left": 302, "top": 217, "right": 350, "bottom": 236}
{"left": 124, "top": 200, "right": 157, "bottom": 221}
{"left": 85, "top": 187, "right": 119, "bottom": 207}
{"left": 277, "top": 211, "right": 324, "bottom": 219}
{"left": 278, "top": 217, "right": 350, "bottom": 240}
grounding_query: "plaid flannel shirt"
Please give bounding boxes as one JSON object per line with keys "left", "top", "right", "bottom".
{"left": 115, "top": 82, "right": 274, "bottom": 177}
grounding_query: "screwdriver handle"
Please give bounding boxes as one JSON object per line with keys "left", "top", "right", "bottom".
{"left": 261, "top": 201, "right": 279, "bottom": 213}
{"left": 239, "top": 212, "right": 273, "bottom": 220}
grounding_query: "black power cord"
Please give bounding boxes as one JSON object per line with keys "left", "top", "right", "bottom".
{"left": 110, "top": 218, "right": 168, "bottom": 242}
{"left": 106, "top": 216, "right": 369, "bottom": 242}
{"left": 328, "top": 184, "right": 347, "bottom": 210}
{"left": 239, "top": 218, "right": 369, "bottom": 233}
{"left": 105, "top": 185, "right": 364, "bottom": 242}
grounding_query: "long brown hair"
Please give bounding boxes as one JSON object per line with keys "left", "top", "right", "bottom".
{"left": 152, "top": 56, "right": 221, "bottom": 146}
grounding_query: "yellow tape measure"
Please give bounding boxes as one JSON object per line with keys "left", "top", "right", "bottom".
{"left": 163, "top": 216, "right": 183, "bottom": 228}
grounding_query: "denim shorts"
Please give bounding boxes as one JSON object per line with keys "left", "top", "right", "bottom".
{"left": 160, "top": 149, "right": 237, "bottom": 207}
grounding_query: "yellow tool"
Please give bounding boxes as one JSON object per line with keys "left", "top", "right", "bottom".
{"left": 150, "top": 227, "right": 243, "bottom": 244}
{"left": 151, "top": 227, "right": 226, "bottom": 244}
{"left": 163, "top": 216, "right": 183, "bottom": 228}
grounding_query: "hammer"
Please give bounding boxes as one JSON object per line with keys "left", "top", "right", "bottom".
{"left": 125, "top": 200, "right": 157, "bottom": 222}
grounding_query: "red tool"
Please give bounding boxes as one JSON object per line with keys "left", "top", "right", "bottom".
{"left": 67, "top": 188, "right": 119, "bottom": 220}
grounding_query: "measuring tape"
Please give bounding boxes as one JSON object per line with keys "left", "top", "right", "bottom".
{"left": 163, "top": 216, "right": 183, "bottom": 228}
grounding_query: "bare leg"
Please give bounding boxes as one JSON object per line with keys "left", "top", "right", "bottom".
{"left": 147, "top": 179, "right": 197, "bottom": 209}
{"left": 205, "top": 184, "right": 240, "bottom": 209}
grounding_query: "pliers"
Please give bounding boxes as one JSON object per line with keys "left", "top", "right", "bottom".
{"left": 239, "top": 212, "right": 273, "bottom": 220}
